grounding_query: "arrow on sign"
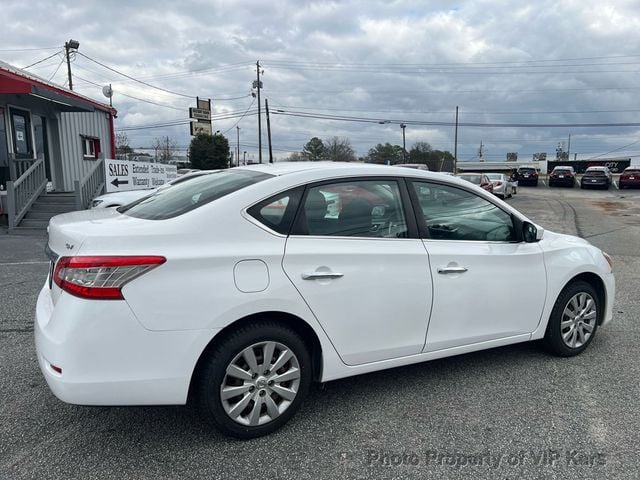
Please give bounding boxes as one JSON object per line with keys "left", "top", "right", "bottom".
{"left": 111, "top": 178, "right": 129, "bottom": 188}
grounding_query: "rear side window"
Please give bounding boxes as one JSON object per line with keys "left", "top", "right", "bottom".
{"left": 246, "top": 188, "right": 303, "bottom": 235}
{"left": 120, "top": 170, "right": 272, "bottom": 220}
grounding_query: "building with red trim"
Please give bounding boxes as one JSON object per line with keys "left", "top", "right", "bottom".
{"left": 0, "top": 60, "right": 116, "bottom": 193}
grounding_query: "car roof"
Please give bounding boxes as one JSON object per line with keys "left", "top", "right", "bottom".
{"left": 457, "top": 172, "right": 485, "bottom": 175}
{"left": 237, "top": 161, "right": 443, "bottom": 178}
{"left": 585, "top": 166, "right": 607, "bottom": 170}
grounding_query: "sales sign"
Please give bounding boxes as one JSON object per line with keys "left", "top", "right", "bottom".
{"left": 104, "top": 159, "right": 177, "bottom": 193}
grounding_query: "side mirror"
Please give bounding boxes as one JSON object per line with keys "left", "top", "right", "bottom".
{"left": 523, "top": 222, "right": 544, "bottom": 242}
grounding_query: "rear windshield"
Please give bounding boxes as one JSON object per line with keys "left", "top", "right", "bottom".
{"left": 585, "top": 169, "right": 606, "bottom": 176}
{"left": 119, "top": 169, "right": 273, "bottom": 220}
{"left": 625, "top": 168, "right": 640, "bottom": 174}
{"left": 554, "top": 169, "right": 572, "bottom": 174}
{"left": 459, "top": 175, "right": 482, "bottom": 184}
{"left": 518, "top": 168, "right": 535, "bottom": 172}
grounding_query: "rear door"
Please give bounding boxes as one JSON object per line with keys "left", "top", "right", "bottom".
{"left": 282, "top": 177, "right": 433, "bottom": 366}
{"left": 408, "top": 180, "right": 547, "bottom": 352}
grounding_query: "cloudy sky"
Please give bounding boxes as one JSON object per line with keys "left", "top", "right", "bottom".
{"left": 3, "top": 0, "right": 640, "bottom": 163}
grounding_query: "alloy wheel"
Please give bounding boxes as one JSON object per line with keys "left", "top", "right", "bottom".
{"left": 560, "top": 292, "right": 597, "bottom": 348}
{"left": 220, "top": 341, "right": 301, "bottom": 426}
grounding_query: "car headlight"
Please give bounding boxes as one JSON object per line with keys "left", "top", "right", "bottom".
{"left": 91, "top": 199, "right": 104, "bottom": 208}
{"left": 602, "top": 251, "right": 613, "bottom": 272}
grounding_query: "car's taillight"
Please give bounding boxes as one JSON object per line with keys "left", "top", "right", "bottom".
{"left": 53, "top": 256, "right": 166, "bottom": 300}
{"left": 532, "top": 172, "right": 538, "bottom": 177}
{"left": 495, "top": 181, "right": 503, "bottom": 186}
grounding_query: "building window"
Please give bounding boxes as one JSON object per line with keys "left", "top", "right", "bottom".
{"left": 10, "top": 108, "right": 33, "bottom": 159}
{"left": 82, "top": 136, "right": 101, "bottom": 160}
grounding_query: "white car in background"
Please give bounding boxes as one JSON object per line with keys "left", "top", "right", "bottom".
{"left": 486, "top": 173, "right": 513, "bottom": 199}
{"left": 91, "top": 171, "right": 213, "bottom": 208}
{"left": 37, "top": 162, "right": 614, "bottom": 439}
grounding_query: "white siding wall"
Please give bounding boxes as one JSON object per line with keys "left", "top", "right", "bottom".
{"left": 57, "top": 110, "right": 112, "bottom": 191}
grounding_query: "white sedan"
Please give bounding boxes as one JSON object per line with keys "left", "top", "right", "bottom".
{"left": 486, "top": 173, "right": 513, "bottom": 199}
{"left": 36, "top": 162, "right": 615, "bottom": 438}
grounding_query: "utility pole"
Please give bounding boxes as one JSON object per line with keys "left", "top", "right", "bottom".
{"left": 567, "top": 134, "right": 571, "bottom": 161}
{"left": 478, "top": 140, "right": 484, "bottom": 162}
{"left": 255, "top": 61, "right": 263, "bottom": 163}
{"left": 265, "top": 98, "right": 273, "bottom": 163}
{"left": 454, "top": 106, "right": 459, "bottom": 173}
{"left": 243, "top": 151, "right": 247, "bottom": 165}
{"left": 400, "top": 123, "right": 406, "bottom": 162}
{"left": 64, "top": 39, "right": 80, "bottom": 90}
{"left": 236, "top": 126, "right": 240, "bottom": 168}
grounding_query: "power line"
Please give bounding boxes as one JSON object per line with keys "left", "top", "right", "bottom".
{"left": 21, "top": 51, "right": 62, "bottom": 69}
{"left": 222, "top": 98, "right": 257, "bottom": 134}
{"left": 271, "top": 108, "right": 640, "bottom": 128}
{"left": 48, "top": 59, "right": 65, "bottom": 81}
{"left": 76, "top": 52, "right": 196, "bottom": 98}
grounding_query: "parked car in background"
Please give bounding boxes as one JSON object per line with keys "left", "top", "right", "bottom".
{"left": 549, "top": 166, "right": 576, "bottom": 188}
{"left": 517, "top": 167, "right": 539, "bottom": 186}
{"left": 457, "top": 173, "right": 494, "bottom": 193}
{"left": 580, "top": 166, "right": 612, "bottom": 190}
{"left": 396, "top": 163, "right": 429, "bottom": 171}
{"left": 619, "top": 166, "right": 640, "bottom": 189}
{"left": 91, "top": 171, "right": 214, "bottom": 208}
{"left": 177, "top": 168, "right": 201, "bottom": 176}
{"left": 37, "top": 163, "right": 614, "bottom": 439}
{"left": 485, "top": 173, "right": 513, "bottom": 199}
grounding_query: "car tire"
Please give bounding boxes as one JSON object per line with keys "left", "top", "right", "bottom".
{"left": 542, "top": 280, "right": 600, "bottom": 357}
{"left": 196, "top": 321, "right": 312, "bottom": 439}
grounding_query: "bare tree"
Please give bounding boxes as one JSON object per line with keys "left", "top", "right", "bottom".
{"left": 324, "top": 137, "right": 356, "bottom": 162}
{"left": 115, "top": 132, "right": 132, "bottom": 159}
{"left": 152, "top": 136, "right": 178, "bottom": 163}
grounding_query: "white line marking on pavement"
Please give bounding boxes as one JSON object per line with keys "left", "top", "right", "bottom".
{"left": 613, "top": 181, "right": 619, "bottom": 190}
{"left": 542, "top": 180, "right": 546, "bottom": 186}
{"left": 0, "top": 261, "right": 49, "bottom": 266}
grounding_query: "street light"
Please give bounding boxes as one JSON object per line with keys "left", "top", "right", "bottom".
{"left": 400, "top": 123, "right": 406, "bottom": 162}
{"left": 64, "top": 39, "right": 80, "bottom": 90}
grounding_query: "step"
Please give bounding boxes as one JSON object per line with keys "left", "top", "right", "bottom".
{"left": 36, "top": 194, "right": 76, "bottom": 205}
{"left": 7, "top": 226, "right": 48, "bottom": 236}
{"left": 24, "top": 210, "right": 63, "bottom": 221}
{"left": 18, "top": 218, "right": 50, "bottom": 229}
{"left": 30, "top": 202, "right": 77, "bottom": 213}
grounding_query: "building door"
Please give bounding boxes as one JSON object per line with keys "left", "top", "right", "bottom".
{"left": 33, "top": 116, "right": 52, "bottom": 186}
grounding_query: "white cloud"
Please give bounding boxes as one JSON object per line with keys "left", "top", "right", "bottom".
{"left": 2, "top": 0, "right": 640, "bottom": 160}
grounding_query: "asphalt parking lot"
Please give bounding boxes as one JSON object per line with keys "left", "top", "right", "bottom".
{"left": 1, "top": 185, "right": 639, "bottom": 480}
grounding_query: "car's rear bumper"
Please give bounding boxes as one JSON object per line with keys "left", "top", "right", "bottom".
{"left": 518, "top": 176, "right": 538, "bottom": 185}
{"left": 549, "top": 178, "right": 574, "bottom": 186}
{"left": 619, "top": 179, "right": 640, "bottom": 187}
{"left": 34, "top": 285, "right": 218, "bottom": 405}
{"left": 581, "top": 179, "right": 609, "bottom": 187}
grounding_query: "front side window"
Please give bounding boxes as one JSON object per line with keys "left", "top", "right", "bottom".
{"left": 411, "top": 181, "right": 516, "bottom": 242}
{"left": 120, "top": 169, "right": 273, "bottom": 220}
{"left": 294, "top": 179, "right": 408, "bottom": 238}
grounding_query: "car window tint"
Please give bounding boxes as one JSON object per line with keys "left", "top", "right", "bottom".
{"left": 120, "top": 170, "right": 272, "bottom": 220}
{"left": 247, "top": 189, "right": 302, "bottom": 235}
{"left": 297, "top": 180, "right": 408, "bottom": 238}
{"left": 411, "top": 181, "right": 516, "bottom": 242}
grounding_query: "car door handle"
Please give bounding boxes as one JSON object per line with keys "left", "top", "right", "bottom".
{"left": 301, "top": 272, "right": 344, "bottom": 280}
{"left": 437, "top": 267, "right": 468, "bottom": 274}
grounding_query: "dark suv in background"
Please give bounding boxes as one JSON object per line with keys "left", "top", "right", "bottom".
{"left": 549, "top": 166, "right": 576, "bottom": 188}
{"left": 517, "top": 167, "right": 539, "bottom": 186}
{"left": 580, "top": 166, "right": 612, "bottom": 189}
